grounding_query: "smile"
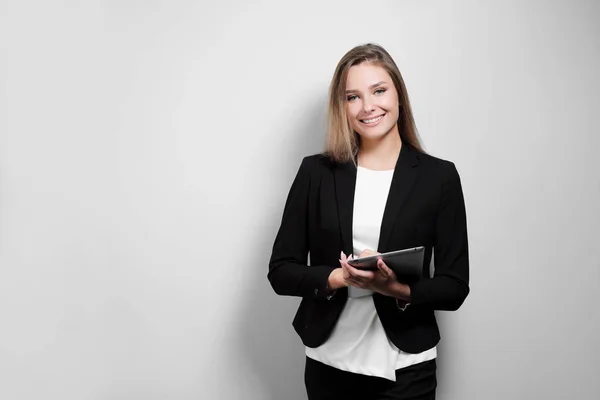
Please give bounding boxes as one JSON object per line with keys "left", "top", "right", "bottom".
{"left": 360, "top": 114, "right": 385, "bottom": 125}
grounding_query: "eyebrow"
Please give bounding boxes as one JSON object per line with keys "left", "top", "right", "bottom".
{"left": 345, "top": 81, "right": 388, "bottom": 94}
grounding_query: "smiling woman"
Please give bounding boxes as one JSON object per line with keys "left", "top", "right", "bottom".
{"left": 346, "top": 71, "right": 400, "bottom": 139}
{"left": 268, "top": 43, "right": 469, "bottom": 400}
{"left": 325, "top": 43, "right": 424, "bottom": 167}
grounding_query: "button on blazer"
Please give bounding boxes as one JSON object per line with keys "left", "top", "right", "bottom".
{"left": 268, "top": 143, "right": 469, "bottom": 354}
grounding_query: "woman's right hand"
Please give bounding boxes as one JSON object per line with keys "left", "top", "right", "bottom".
{"left": 327, "top": 249, "right": 380, "bottom": 291}
{"left": 327, "top": 267, "right": 348, "bottom": 291}
{"left": 339, "top": 251, "right": 377, "bottom": 289}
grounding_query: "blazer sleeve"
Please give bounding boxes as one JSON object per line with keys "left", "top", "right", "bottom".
{"left": 408, "top": 162, "right": 470, "bottom": 311}
{"left": 267, "top": 157, "right": 337, "bottom": 299}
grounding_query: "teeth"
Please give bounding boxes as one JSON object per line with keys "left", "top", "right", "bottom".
{"left": 363, "top": 115, "right": 384, "bottom": 124}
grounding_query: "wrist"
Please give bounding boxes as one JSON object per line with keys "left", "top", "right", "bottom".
{"left": 327, "top": 268, "right": 347, "bottom": 290}
{"left": 389, "top": 280, "right": 411, "bottom": 301}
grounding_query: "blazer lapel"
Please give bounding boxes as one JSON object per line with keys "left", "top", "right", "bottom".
{"left": 333, "top": 159, "right": 357, "bottom": 256}
{"left": 377, "top": 144, "right": 420, "bottom": 252}
{"left": 333, "top": 144, "right": 420, "bottom": 255}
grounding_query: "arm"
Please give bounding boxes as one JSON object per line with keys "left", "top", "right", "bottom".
{"left": 267, "top": 157, "right": 338, "bottom": 299}
{"left": 408, "top": 162, "right": 470, "bottom": 311}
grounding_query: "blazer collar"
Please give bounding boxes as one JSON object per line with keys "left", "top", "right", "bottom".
{"left": 333, "top": 143, "right": 420, "bottom": 255}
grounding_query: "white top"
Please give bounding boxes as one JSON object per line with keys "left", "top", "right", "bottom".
{"left": 305, "top": 165, "right": 436, "bottom": 381}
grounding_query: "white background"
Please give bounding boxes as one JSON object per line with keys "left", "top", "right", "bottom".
{"left": 1, "top": 1, "right": 599, "bottom": 399}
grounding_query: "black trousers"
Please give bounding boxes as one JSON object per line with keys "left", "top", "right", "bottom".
{"left": 304, "top": 356, "right": 437, "bottom": 400}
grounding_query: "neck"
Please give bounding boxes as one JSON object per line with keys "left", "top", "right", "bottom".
{"left": 357, "top": 126, "right": 402, "bottom": 170}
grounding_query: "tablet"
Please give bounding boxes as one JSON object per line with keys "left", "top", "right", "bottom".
{"left": 347, "top": 246, "right": 425, "bottom": 283}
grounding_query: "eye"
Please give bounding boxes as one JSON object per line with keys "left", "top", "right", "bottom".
{"left": 374, "top": 88, "right": 387, "bottom": 95}
{"left": 346, "top": 94, "right": 358, "bottom": 102}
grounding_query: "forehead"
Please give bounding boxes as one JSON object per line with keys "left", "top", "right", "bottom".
{"left": 345, "top": 63, "right": 392, "bottom": 88}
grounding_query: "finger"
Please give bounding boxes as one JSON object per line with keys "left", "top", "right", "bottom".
{"left": 339, "top": 262, "right": 352, "bottom": 284}
{"left": 347, "top": 265, "right": 375, "bottom": 281}
{"left": 377, "top": 260, "right": 388, "bottom": 278}
{"left": 379, "top": 259, "right": 393, "bottom": 274}
{"left": 339, "top": 264, "right": 359, "bottom": 285}
{"left": 346, "top": 275, "right": 367, "bottom": 288}
{"left": 341, "top": 261, "right": 371, "bottom": 286}
{"left": 359, "top": 249, "right": 379, "bottom": 258}
{"left": 340, "top": 259, "right": 356, "bottom": 279}
{"left": 342, "top": 256, "right": 377, "bottom": 281}
{"left": 342, "top": 261, "right": 362, "bottom": 276}
{"left": 377, "top": 259, "right": 394, "bottom": 277}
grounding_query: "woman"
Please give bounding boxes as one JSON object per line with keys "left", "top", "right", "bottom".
{"left": 268, "top": 43, "right": 469, "bottom": 400}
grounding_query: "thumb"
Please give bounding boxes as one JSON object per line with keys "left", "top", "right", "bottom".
{"left": 377, "top": 260, "right": 388, "bottom": 277}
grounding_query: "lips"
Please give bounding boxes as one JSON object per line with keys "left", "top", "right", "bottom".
{"left": 360, "top": 113, "right": 385, "bottom": 125}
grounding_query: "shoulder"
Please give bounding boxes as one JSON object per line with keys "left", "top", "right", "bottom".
{"left": 415, "top": 149, "right": 461, "bottom": 184}
{"left": 302, "top": 152, "right": 335, "bottom": 167}
{"left": 299, "top": 152, "right": 336, "bottom": 172}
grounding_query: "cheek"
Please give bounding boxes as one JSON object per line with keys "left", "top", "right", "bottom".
{"left": 382, "top": 99, "right": 399, "bottom": 120}
{"left": 382, "top": 95, "right": 398, "bottom": 111}
{"left": 346, "top": 103, "right": 361, "bottom": 121}
{"left": 387, "top": 106, "right": 399, "bottom": 121}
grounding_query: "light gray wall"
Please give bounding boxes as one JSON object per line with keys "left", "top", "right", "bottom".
{"left": 1, "top": 1, "right": 598, "bottom": 399}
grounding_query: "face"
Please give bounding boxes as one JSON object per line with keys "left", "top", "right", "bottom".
{"left": 344, "top": 63, "right": 400, "bottom": 141}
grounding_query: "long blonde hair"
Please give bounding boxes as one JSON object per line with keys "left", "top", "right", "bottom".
{"left": 325, "top": 43, "right": 424, "bottom": 164}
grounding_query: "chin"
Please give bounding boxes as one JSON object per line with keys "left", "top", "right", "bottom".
{"left": 355, "top": 125, "right": 395, "bottom": 140}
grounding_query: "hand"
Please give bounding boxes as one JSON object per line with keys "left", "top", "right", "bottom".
{"left": 339, "top": 249, "right": 384, "bottom": 290}
{"left": 371, "top": 258, "right": 400, "bottom": 297}
{"left": 339, "top": 250, "right": 375, "bottom": 289}
{"left": 339, "top": 250, "right": 411, "bottom": 300}
{"left": 327, "top": 249, "right": 379, "bottom": 291}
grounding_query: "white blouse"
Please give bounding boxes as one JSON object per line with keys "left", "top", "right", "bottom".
{"left": 305, "top": 165, "right": 436, "bottom": 381}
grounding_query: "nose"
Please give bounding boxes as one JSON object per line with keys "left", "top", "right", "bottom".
{"left": 362, "top": 97, "right": 375, "bottom": 114}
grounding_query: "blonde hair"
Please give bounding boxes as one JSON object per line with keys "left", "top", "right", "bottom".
{"left": 325, "top": 43, "right": 424, "bottom": 164}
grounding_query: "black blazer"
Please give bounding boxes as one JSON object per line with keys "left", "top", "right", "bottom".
{"left": 268, "top": 143, "right": 469, "bottom": 354}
